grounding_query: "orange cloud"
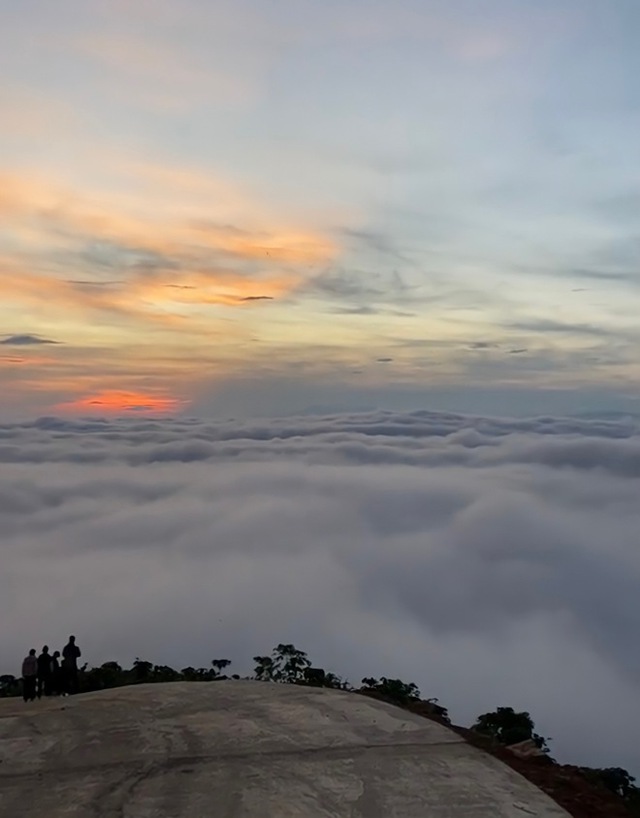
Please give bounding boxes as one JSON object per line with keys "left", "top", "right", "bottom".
{"left": 54, "top": 390, "right": 187, "bottom": 415}
{"left": 0, "top": 167, "right": 334, "bottom": 267}
{"left": 132, "top": 268, "right": 299, "bottom": 309}
{"left": 114, "top": 161, "right": 336, "bottom": 265}
{"left": 0, "top": 160, "right": 345, "bottom": 411}
{"left": 0, "top": 171, "right": 65, "bottom": 218}
{"left": 0, "top": 165, "right": 336, "bottom": 329}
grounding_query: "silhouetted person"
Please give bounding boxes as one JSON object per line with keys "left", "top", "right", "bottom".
{"left": 21, "top": 650, "right": 37, "bottom": 702}
{"left": 37, "top": 646, "right": 51, "bottom": 699}
{"left": 62, "top": 635, "right": 81, "bottom": 695}
{"left": 50, "top": 650, "right": 61, "bottom": 695}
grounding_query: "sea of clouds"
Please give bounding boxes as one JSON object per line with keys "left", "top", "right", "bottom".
{"left": 1, "top": 409, "right": 639, "bottom": 772}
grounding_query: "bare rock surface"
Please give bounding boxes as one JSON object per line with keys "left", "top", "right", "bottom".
{"left": 0, "top": 681, "right": 570, "bottom": 817}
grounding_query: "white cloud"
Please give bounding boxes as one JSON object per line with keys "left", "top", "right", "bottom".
{"left": 1, "top": 409, "right": 639, "bottom": 774}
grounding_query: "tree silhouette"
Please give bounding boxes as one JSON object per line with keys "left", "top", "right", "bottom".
{"left": 253, "top": 644, "right": 310, "bottom": 683}
{"left": 252, "top": 654, "right": 276, "bottom": 681}
{"left": 360, "top": 676, "right": 421, "bottom": 706}
{"left": 303, "top": 668, "right": 349, "bottom": 690}
{"left": 133, "top": 659, "right": 153, "bottom": 682}
{"left": 579, "top": 766, "right": 638, "bottom": 800}
{"left": 472, "top": 706, "right": 550, "bottom": 752}
{"left": 273, "top": 644, "right": 311, "bottom": 683}
{"left": 211, "top": 659, "right": 231, "bottom": 676}
{"left": 0, "top": 674, "right": 20, "bottom": 698}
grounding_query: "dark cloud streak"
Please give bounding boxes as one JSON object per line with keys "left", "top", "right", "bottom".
{"left": 0, "top": 334, "right": 60, "bottom": 346}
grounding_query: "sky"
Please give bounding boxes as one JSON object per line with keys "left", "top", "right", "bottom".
{"left": 1, "top": 0, "right": 639, "bottom": 420}
{"left": 3, "top": 0, "right": 640, "bottom": 790}
{"left": 2, "top": 410, "right": 640, "bottom": 774}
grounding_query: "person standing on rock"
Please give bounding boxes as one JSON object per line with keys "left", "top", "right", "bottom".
{"left": 36, "top": 646, "right": 52, "bottom": 699}
{"left": 21, "top": 649, "right": 37, "bottom": 702}
{"left": 62, "top": 635, "right": 81, "bottom": 694}
{"left": 50, "top": 650, "right": 62, "bottom": 695}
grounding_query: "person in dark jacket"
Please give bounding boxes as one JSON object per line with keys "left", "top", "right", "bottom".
{"left": 37, "top": 646, "right": 51, "bottom": 699}
{"left": 62, "top": 635, "right": 81, "bottom": 694}
{"left": 21, "top": 650, "right": 37, "bottom": 702}
{"left": 50, "top": 650, "right": 61, "bottom": 695}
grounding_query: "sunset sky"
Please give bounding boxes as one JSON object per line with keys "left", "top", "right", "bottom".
{"left": 1, "top": 0, "right": 639, "bottom": 419}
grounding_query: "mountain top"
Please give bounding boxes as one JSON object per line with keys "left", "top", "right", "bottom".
{"left": 0, "top": 680, "right": 573, "bottom": 817}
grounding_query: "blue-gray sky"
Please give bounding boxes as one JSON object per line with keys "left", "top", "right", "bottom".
{"left": 1, "top": 0, "right": 638, "bottom": 418}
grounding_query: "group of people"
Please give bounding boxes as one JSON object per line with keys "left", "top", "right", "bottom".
{"left": 21, "top": 636, "right": 81, "bottom": 702}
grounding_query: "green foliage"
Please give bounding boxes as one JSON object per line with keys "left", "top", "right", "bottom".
{"left": 133, "top": 659, "right": 153, "bottom": 682}
{"left": 360, "top": 676, "right": 421, "bottom": 706}
{"left": 627, "top": 788, "right": 640, "bottom": 817}
{"left": 74, "top": 657, "right": 234, "bottom": 693}
{"left": 472, "top": 706, "right": 550, "bottom": 752}
{"left": 302, "top": 667, "right": 350, "bottom": 690}
{"left": 424, "top": 697, "right": 451, "bottom": 724}
{"left": 82, "top": 661, "right": 126, "bottom": 691}
{"left": 579, "top": 766, "right": 639, "bottom": 800}
{"left": 252, "top": 655, "right": 276, "bottom": 681}
{"left": 0, "top": 674, "right": 20, "bottom": 698}
{"left": 324, "top": 671, "right": 348, "bottom": 689}
{"left": 253, "top": 643, "right": 311, "bottom": 683}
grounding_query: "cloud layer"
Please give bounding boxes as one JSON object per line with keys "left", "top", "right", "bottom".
{"left": 1, "top": 408, "right": 639, "bottom": 774}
